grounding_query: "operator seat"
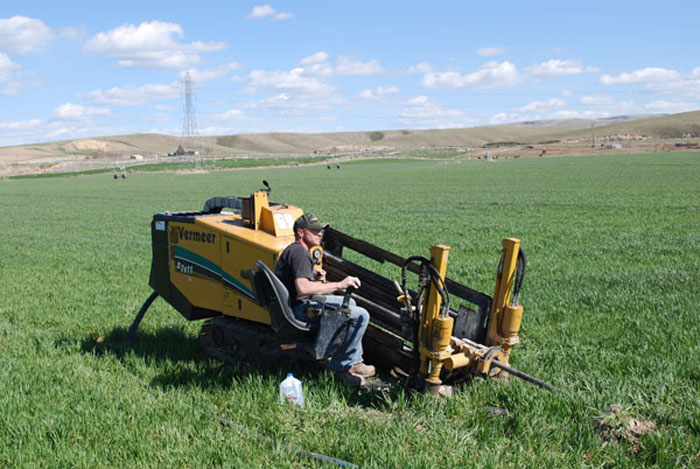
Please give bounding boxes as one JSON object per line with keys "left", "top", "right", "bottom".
{"left": 251, "top": 260, "right": 351, "bottom": 360}
{"left": 253, "top": 260, "right": 312, "bottom": 334}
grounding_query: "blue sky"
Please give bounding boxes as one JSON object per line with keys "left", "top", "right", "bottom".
{"left": 1, "top": 1, "right": 699, "bottom": 147}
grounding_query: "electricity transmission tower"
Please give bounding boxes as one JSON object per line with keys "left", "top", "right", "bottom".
{"left": 181, "top": 71, "right": 201, "bottom": 164}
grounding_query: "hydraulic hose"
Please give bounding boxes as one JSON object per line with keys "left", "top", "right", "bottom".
{"left": 511, "top": 248, "right": 527, "bottom": 306}
{"left": 401, "top": 256, "right": 450, "bottom": 318}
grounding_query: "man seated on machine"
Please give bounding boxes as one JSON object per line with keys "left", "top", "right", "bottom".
{"left": 275, "top": 213, "right": 376, "bottom": 383}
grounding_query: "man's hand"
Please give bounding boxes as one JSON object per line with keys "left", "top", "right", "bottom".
{"left": 338, "top": 275, "right": 361, "bottom": 291}
{"left": 314, "top": 268, "right": 327, "bottom": 283}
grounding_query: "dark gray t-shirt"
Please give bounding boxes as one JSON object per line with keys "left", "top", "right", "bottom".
{"left": 275, "top": 242, "right": 314, "bottom": 306}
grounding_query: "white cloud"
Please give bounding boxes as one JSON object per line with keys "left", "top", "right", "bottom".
{"left": 84, "top": 83, "right": 179, "bottom": 106}
{"left": 297, "top": 52, "right": 381, "bottom": 76}
{"left": 640, "top": 100, "right": 699, "bottom": 113}
{"left": 398, "top": 95, "right": 474, "bottom": 128}
{"left": 550, "top": 110, "right": 598, "bottom": 119}
{"left": 245, "top": 68, "right": 335, "bottom": 95}
{"left": 407, "top": 95, "right": 429, "bottom": 106}
{"left": 50, "top": 103, "right": 111, "bottom": 120}
{"left": 0, "top": 16, "right": 54, "bottom": 54}
{"left": 0, "top": 119, "right": 124, "bottom": 146}
{"left": 244, "top": 53, "right": 382, "bottom": 104}
{"left": 526, "top": 59, "right": 598, "bottom": 78}
{"left": 218, "top": 109, "right": 246, "bottom": 120}
{"left": 477, "top": 46, "right": 508, "bottom": 56}
{"left": 406, "top": 62, "right": 433, "bottom": 74}
{"left": 490, "top": 107, "right": 598, "bottom": 124}
{"left": 0, "top": 52, "right": 19, "bottom": 81}
{"left": 84, "top": 21, "right": 226, "bottom": 69}
{"left": 493, "top": 94, "right": 654, "bottom": 124}
{"left": 336, "top": 56, "right": 383, "bottom": 76}
{"left": 600, "top": 67, "right": 680, "bottom": 85}
{"left": 422, "top": 61, "right": 520, "bottom": 89}
{"left": 580, "top": 95, "right": 615, "bottom": 106}
{"left": 300, "top": 51, "right": 329, "bottom": 65}
{"left": 580, "top": 94, "right": 697, "bottom": 115}
{"left": 241, "top": 52, "right": 377, "bottom": 116}
{"left": 299, "top": 51, "right": 333, "bottom": 76}
{"left": 1, "top": 80, "right": 40, "bottom": 97}
{"left": 421, "top": 58, "right": 597, "bottom": 91}
{"left": 246, "top": 5, "right": 293, "bottom": 20}
{"left": 518, "top": 98, "right": 566, "bottom": 112}
{"left": 490, "top": 113, "right": 511, "bottom": 124}
{"left": 180, "top": 62, "right": 244, "bottom": 82}
{"left": 43, "top": 121, "right": 115, "bottom": 141}
{"left": 247, "top": 5, "right": 275, "bottom": 19}
{"left": 244, "top": 92, "right": 339, "bottom": 114}
{"left": 273, "top": 12, "right": 294, "bottom": 21}
{"left": 0, "top": 52, "right": 33, "bottom": 96}
{"left": 601, "top": 66, "right": 700, "bottom": 98}
{"left": 0, "top": 118, "right": 45, "bottom": 146}
{"left": 358, "top": 86, "right": 399, "bottom": 100}
{"left": 0, "top": 118, "right": 42, "bottom": 130}
{"left": 59, "top": 26, "right": 84, "bottom": 39}
{"left": 142, "top": 113, "right": 171, "bottom": 124}
{"left": 198, "top": 124, "right": 246, "bottom": 135}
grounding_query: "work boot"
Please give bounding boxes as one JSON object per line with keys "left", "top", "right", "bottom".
{"left": 348, "top": 362, "right": 376, "bottom": 378}
{"left": 333, "top": 370, "right": 365, "bottom": 388}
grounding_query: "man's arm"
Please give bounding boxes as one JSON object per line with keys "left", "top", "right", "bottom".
{"left": 295, "top": 275, "right": 361, "bottom": 297}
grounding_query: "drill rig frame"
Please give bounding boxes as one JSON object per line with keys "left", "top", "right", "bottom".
{"left": 125, "top": 185, "right": 557, "bottom": 393}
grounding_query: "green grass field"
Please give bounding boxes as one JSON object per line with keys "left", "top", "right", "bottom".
{"left": 1, "top": 152, "right": 699, "bottom": 468}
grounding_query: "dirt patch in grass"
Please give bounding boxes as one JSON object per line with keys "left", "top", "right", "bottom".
{"left": 594, "top": 403, "right": 656, "bottom": 452}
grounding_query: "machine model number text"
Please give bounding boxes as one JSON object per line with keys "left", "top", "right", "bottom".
{"left": 176, "top": 261, "right": 193, "bottom": 275}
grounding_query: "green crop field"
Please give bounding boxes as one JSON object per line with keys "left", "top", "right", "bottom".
{"left": 1, "top": 152, "right": 699, "bottom": 468}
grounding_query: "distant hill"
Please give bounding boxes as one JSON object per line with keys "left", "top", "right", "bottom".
{"left": 503, "top": 114, "right": 659, "bottom": 128}
{"left": 1, "top": 110, "right": 699, "bottom": 165}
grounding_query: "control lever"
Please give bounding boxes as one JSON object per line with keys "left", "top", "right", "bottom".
{"left": 341, "top": 287, "right": 355, "bottom": 310}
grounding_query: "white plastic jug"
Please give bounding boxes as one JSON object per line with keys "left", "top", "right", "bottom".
{"left": 279, "top": 373, "right": 305, "bottom": 407}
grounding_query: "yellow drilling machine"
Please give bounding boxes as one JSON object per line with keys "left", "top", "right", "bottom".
{"left": 126, "top": 182, "right": 557, "bottom": 393}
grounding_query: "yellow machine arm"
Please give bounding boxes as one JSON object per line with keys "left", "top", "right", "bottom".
{"left": 417, "top": 238, "right": 538, "bottom": 389}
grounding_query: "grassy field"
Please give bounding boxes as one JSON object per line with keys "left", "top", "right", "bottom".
{"left": 1, "top": 152, "right": 699, "bottom": 467}
{"left": 8, "top": 155, "right": 333, "bottom": 180}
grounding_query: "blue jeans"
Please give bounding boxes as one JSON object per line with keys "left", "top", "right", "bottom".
{"left": 292, "top": 295, "right": 370, "bottom": 372}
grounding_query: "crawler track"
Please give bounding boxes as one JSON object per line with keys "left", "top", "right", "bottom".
{"left": 199, "top": 316, "right": 392, "bottom": 391}
{"left": 199, "top": 316, "right": 318, "bottom": 369}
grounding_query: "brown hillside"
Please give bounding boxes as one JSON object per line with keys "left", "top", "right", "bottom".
{"left": 1, "top": 111, "right": 698, "bottom": 168}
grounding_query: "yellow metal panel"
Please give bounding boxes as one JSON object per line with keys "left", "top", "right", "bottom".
{"left": 168, "top": 221, "right": 223, "bottom": 312}
{"left": 259, "top": 205, "right": 304, "bottom": 237}
{"left": 220, "top": 233, "right": 284, "bottom": 324}
{"left": 419, "top": 245, "right": 451, "bottom": 351}
{"left": 196, "top": 215, "right": 296, "bottom": 252}
{"left": 251, "top": 191, "right": 269, "bottom": 230}
{"left": 194, "top": 212, "right": 303, "bottom": 324}
{"left": 487, "top": 238, "right": 521, "bottom": 348}
{"left": 418, "top": 244, "right": 451, "bottom": 381}
{"left": 167, "top": 208, "right": 306, "bottom": 325}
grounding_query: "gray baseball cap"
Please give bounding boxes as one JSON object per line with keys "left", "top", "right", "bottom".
{"left": 293, "top": 213, "right": 325, "bottom": 232}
